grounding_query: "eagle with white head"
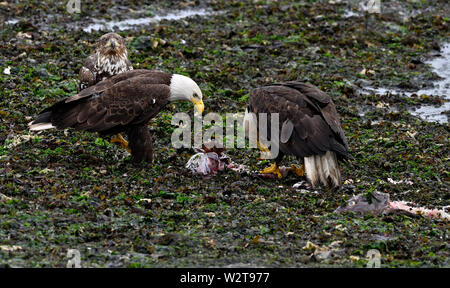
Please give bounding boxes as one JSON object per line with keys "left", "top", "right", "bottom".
{"left": 29, "top": 70, "right": 204, "bottom": 164}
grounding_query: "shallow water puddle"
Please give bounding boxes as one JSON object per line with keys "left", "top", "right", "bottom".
{"left": 4, "top": 8, "right": 218, "bottom": 33}
{"left": 81, "top": 8, "right": 217, "bottom": 33}
{"left": 342, "top": 0, "right": 434, "bottom": 20}
{"left": 358, "top": 43, "right": 450, "bottom": 124}
{"left": 409, "top": 43, "right": 450, "bottom": 123}
{"left": 342, "top": 0, "right": 375, "bottom": 18}
{"left": 4, "top": 19, "right": 19, "bottom": 25}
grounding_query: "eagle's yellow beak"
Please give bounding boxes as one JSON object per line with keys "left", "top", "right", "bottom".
{"left": 191, "top": 97, "right": 204, "bottom": 115}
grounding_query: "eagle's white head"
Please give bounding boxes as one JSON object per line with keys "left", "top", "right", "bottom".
{"left": 169, "top": 74, "right": 204, "bottom": 114}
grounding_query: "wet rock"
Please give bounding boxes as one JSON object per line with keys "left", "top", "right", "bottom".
{"left": 335, "top": 192, "right": 389, "bottom": 214}
{"left": 153, "top": 233, "right": 188, "bottom": 245}
{"left": 36, "top": 67, "right": 50, "bottom": 79}
{"left": 355, "top": 79, "right": 374, "bottom": 87}
{"left": 129, "top": 35, "right": 153, "bottom": 51}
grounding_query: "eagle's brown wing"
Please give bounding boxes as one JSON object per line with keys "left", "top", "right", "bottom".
{"left": 68, "top": 69, "right": 170, "bottom": 104}
{"left": 275, "top": 82, "right": 330, "bottom": 104}
{"left": 125, "top": 58, "right": 133, "bottom": 71}
{"left": 43, "top": 73, "right": 172, "bottom": 135}
{"left": 276, "top": 81, "right": 349, "bottom": 150}
{"left": 78, "top": 54, "right": 97, "bottom": 92}
{"left": 249, "top": 85, "right": 351, "bottom": 159}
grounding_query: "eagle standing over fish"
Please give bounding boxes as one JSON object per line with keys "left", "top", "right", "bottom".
{"left": 244, "top": 82, "right": 352, "bottom": 187}
{"left": 29, "top": 70, "right": 205, "bottom": 163}
{"left": 78, "top": 33, "right": 134, "bottom": 151}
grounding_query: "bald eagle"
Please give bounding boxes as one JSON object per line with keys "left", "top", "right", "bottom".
{"left": 244, "top": 81, "right": 352, "bottom": 187}
{"left": 29, "top": 69, "right": 204, "bottom": 163}
{"left": 78, "top": 32, "right": 133, "bottom": 92}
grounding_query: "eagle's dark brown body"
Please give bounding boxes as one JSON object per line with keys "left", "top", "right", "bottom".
{"left": 247, "top": 82, "right": 351, "bottom": 187}
{"left": 31, "top": 70, "right": 174, "bottom": 163}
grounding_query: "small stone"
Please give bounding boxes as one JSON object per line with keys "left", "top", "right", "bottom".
{"left": 350, "top": 255, "right": 360, "bottom": 262}
{"left": 3, "top": 66, "right": 11, "bottom": 75}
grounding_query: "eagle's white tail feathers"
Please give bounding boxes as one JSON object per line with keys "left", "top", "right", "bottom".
{"left": 319, "top": 154, "right": 330, "bottom": 185}
{"left": 29, "top": 122, "right": 55, "bottom": 131}
{"left": 304, "top": 151, "right": 341, "bottom": 187}
{"left": 304, "top": 156, "right": 318, "bottom": 186}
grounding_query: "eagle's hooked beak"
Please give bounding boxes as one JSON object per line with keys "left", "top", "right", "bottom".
{"left": 106, "top": 39, "right": 119, "bottom": 50}
{"left": 191, "top": 97, "right": 204, "bottom": 115}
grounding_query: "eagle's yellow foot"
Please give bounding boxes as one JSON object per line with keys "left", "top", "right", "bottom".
{"left": 110, "top": 133, "right": 131, "bottom": 153}
{"left": 260, "top": 163, "right": 282, "bottom": 179}
{"left": 291, "top": 164, "right": 305, "bottom": 177}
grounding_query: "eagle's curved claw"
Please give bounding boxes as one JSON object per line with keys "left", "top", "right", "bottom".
{"left": 257, "top": 140, "right": 271, "bottom": 160}
{"left": 260, "top": 163, "right": 282, "bottom": 179}
{"left": 257, "top": 140, "right": 270, "bottom": 152}
{"left": 110, "top": 133, "right": 131, "bottom": 153}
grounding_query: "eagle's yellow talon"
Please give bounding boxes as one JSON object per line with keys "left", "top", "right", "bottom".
{"left": 260, "top": 163, "right": 282, "bottom": 179}
{"left": 291, "top": 164, "right": 305, "bottom": 177}
{"left": 110, "top": 134, "right": 131, "bottom": 153}
{"left": 257, "top": 140, "right": 270, "bottom": 153}
{"left": 257, "top": 140, "right": 271, "bottom": 160}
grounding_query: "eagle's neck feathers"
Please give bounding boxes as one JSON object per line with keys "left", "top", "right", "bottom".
{"left": 95, "top": 50, "right": 131, "bottom": 77}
